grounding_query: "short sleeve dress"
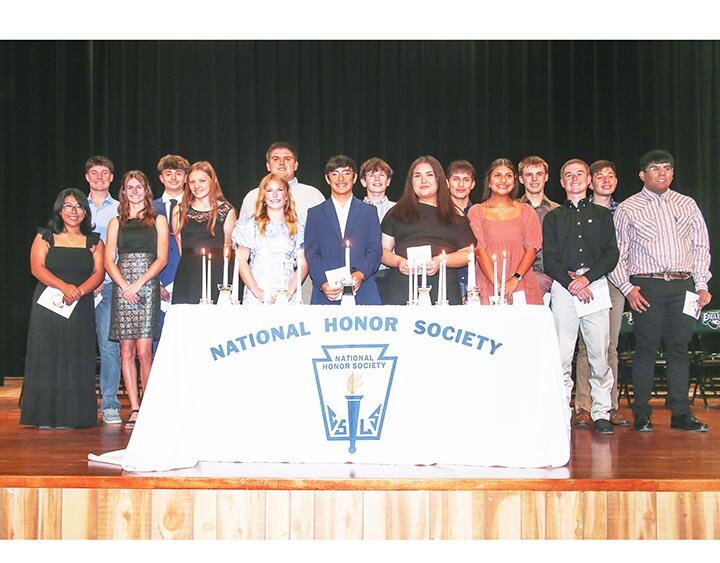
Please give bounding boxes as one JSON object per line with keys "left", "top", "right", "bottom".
{"left": 381, "top": 203, "right": 475, "bottom": 305}
{"left": 231, "top": 216, "right": 305, "bottom": 305}
{"left": 20, "top": 228, "right": 100, "bottom": 428}
{"left": 172, "top": 202, "right": 234, "bottom": 304}
{"left": 109, "top": 218, "right": 160, "bottom": 341}
{"left": 468, "top": 202, "right": 544, "bottom": 305}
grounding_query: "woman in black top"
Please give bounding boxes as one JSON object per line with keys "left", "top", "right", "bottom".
{"left": 381, "top": 156, "right": 475, "bottom": 305}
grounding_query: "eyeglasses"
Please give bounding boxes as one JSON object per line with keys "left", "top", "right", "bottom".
{"left": 329, "top": 169, "right": 354, "bottom": 179}
{"left": 62, "top": 204, "right": 85, "bottom": 213}
{"left": 646, "top": 164, "right": 673, "bottom": 173}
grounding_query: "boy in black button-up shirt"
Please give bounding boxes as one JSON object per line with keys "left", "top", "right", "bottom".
{"left": 543, "top": 159, "right": 619, "bottom": 434}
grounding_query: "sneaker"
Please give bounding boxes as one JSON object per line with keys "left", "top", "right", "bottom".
{"left": 594, "top": 419, "right": 614, "bottom": 434}
{"left": 103, "top": 408, "right": 122, "bottom": 425}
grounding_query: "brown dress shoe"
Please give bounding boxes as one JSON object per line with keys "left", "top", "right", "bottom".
{"left": 609, "top": 408, "right": 630, "bottom": 427}
{"left": 573, "top": 408, "right": 592, "bottom": 427}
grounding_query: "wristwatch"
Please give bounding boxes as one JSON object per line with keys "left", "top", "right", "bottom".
{"left": 512, "top": 272, "right": 522, "bottom": 281}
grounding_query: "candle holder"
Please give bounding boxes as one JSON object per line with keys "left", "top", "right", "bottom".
{"left": 216, "top": 285, "right": 233, "bottom": 306}
{"left": 435, "top": 297, "right": 449, "bottom": 306}
{"left": 199, "top": 297, "right": 214, "bottom": 305}
{"left": 417, "top": 286, "right": 433, "bottom": 307}
{"left": 340, "top": 281, "right": 356, "bottom": 306}
{"left": 271, "top": 289, "right": 289, "bottom": 305}
{"left": 465, "top": 287, "right": 481, "bottom": 305}
{"left": 488, "top": 295, "right": 507, "bottom": 306}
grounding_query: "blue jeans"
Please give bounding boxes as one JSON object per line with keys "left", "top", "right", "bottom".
{"left": 96, "top": 282, "right": 121, "bottom": 411}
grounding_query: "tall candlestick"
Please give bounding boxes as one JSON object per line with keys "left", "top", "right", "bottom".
{"left": 223, "top": 246, "right": 229, "bottom": 286}
{"left": 231, "top": 249, "right": 240, "bottom": 303}
{"left": 207, "top": 252, "right": 212, "bottom": 302}
{"left": 492, "top": 253, "right": 498, "bottom": 299}
{"left": 500, "top": 249, "right": 507, "bottom": 302}
{"left": 421, "top": 259, "right": 427, "bottom": 289}
{"left": 202, "top": 248, "right": 207, "bottom": 302}
{"left": 407, "top": 258, "right": 412, "bottom": 304}
{"left": 345, "top": 240, "right": 350, "bottom": 275}
{"left": 440, "top": 250, "right": 446, "bottom": 303}
{"left": 467, "top": 245, "right": 476, "bottom": 289}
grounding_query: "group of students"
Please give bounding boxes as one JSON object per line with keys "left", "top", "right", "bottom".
{"left": 20, "top": 143, "right": 712, "bottom": 437}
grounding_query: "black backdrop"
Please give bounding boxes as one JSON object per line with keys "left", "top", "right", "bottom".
{"left": 1, "top": 40, "right": 718, "bottom": 378}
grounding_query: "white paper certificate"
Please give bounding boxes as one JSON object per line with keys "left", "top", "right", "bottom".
{"left": 573, "top": 277, "right": 612, "bottom": 318}
{"left": 37, "top": 286, "right": 79, "bottom": 319}
{"left": 683, "top": 290, "right": 701, "bottom": 319}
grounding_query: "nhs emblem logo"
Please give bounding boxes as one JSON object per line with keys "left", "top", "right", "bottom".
{"left": 313, "top": 344, "right": 397, "bottom": 454}
{"left": 702, "top": 311, "right": 720, "bottom": 330}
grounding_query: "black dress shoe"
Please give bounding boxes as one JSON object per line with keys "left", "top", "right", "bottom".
{"left": 633, "top": 415, "right": 653, "bottom": 432}
{"left": 670, "top": 413, "right": 709, "bottom": 432}
{"left": 594, "top": 419, "right": 614, "bottom": 434}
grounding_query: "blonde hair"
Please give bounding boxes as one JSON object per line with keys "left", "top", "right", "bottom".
{"left": 253, "top": 173, "right": 298, "bottom": 237}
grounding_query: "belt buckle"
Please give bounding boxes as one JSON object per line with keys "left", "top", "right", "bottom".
{"left": 663, "top": 273, "right": 672, "bottom": 281}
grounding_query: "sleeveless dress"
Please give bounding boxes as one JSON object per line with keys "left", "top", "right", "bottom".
{"left": 468, "top": 202, "right": 544, "bottom": 305}
{"left": 109, "top": 218, "right": 160, "bottom": 340}
{"left": 20, "top": 228, "right": 100, "bottom": 428}
{"left": 172, "top": 202, "right": 234, "bottom": 304}
{"left": 231, "top": 216, "right": 305, "bottom": 304}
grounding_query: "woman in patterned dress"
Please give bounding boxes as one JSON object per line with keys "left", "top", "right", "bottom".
{"left": 105, "top": 171, "right": 168, "bottom": 427}
{"left": 231, "top": 173, "right": 306, "bottom": 304}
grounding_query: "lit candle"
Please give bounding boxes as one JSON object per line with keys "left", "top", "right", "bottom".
{"left": 345, "top": 240, "right": 350, "bottom": 275}
{"left": 492, "top": 253, "right": 498, "bottom": 299}
{"left": 201, "top": 248, "right": 207, "bottom": 302}
{"left": 207, "top": 252, "right": 212, "bottom": 302}
{"left": 500, "top": 249, "right": 507, "bottom": 303}
{"left": 231, "top": 249, "right": 240, "bottom": 303}
{"left": 467, "top": 245, "right": 476, "bottom": 289}
{"left": 223, "top": 246, "right": 229, "bottom": 287}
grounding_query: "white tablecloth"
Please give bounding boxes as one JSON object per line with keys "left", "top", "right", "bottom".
{"left": 108, "top": 304, "right": 570, "bottom": 471}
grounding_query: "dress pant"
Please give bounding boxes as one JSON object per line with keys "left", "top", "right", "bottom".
{"left": 575, "top": 282, "right": 625, "bottom": 411}
{"left": 630, "top": 277, "right": 695, "bottom": 417}
{"left": 550, "top": 280, "right": 613, "bottom": 421}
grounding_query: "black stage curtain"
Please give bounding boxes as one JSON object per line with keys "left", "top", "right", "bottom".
{"left": 1, "top": 40, "right": 718, "bottom": 378}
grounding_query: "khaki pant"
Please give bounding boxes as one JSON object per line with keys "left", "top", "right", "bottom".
{"left": 575, "top": 282, "right": 625, "bottom": 412}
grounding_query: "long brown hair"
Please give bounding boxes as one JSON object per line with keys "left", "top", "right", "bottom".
{"left": 178, "top": 161, "right": 231, "bottom": 234}
{"left": 117, "top": 170, "right": 156, "bottom": 226}
{"left": 386, "top": 155, "right": 462, "bottom": 224}
{"left": 253, "top": 173, "right": 299, "bottom": 237}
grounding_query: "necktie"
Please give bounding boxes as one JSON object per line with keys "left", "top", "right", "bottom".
{"left": 168, "top": 199, "right": 178, "bottom": 234}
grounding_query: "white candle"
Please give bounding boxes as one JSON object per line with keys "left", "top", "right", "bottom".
{"left": 492, "top": 253, "right": 498, "bottom": 299}
{"left": 407, "top": 258, "right": 412, "bottom": 304}
{"left": 223, "top": 246, "right": 229, "bottom": 287}
{"left": 201, "top": 248, "right": 207, "bottom": 302}
{"left": 467, "top": 245, "right": 476, "bottom": 289}
{"left": 231, "top": 249, "right": 240, "bottom": 303}
{"left": 296, "top": 253, "right": 302, "bottom": 304}
{"left": 440, "top": 250, "right": 446, "bottom": 303}
{"left": 345, "top": 240, "right": 350, "bottom": 275}
{"left": 421, "top": 259, "right": 427, "bottom": 289}
{"left": 501, "top": 249, "right": 507, "bottom": 302}
{"left": 207, "top": 252, "right": 212, "bottom": 302}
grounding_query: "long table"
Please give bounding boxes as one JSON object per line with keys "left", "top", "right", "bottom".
{"left": 107, "top": 304, "right": 570, "bottom": 471}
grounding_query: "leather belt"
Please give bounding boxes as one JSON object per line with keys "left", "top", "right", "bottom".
{"left": 632, "top": 272, "right": 691, "bottom": 281}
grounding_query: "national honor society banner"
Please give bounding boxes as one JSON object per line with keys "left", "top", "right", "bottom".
{"left": 119, "top": 305, "right": 570, "bottom": 471}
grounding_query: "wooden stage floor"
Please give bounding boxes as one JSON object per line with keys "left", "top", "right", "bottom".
{"left": 2, "top": 377, "right": 720, "bottom": 539}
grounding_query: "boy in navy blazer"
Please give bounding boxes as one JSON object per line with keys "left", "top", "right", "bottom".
{"left": 304, "top": 155, "right": 382, "bottom": 305}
